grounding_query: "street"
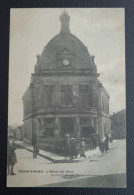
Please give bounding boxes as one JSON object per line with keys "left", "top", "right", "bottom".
{"left": 7, "top": 139, "right": 126, "bottom": 187}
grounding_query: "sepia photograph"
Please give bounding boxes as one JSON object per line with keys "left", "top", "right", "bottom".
{"left": 7, "top": 8, "right": 126, "bottom": 187}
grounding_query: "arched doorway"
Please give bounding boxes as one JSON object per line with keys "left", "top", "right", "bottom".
{"left": 61, "top": 117, "right": 74, "bottom": 137}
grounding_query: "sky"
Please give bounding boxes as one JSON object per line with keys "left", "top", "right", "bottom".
{"left": 8, "top": 8, "right": 125, "bottom": 125}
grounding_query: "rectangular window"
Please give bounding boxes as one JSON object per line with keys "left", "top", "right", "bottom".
{"left": 79, "top": 85, "right": 90, "bottom": 107}
{"left": 61, "top": 85, "right": 73, "bottom": 106}
{"left": 44, "top": 85, "right": 54, "bottom": 107}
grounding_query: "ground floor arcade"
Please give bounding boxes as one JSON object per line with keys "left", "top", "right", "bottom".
{"left": 23, "top": 113, "right": 111, "bottom": 144}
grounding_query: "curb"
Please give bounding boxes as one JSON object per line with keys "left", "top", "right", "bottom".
{"left": 17, "top": 140, "right": 118, "bottom": 163}
{"left": 17, "top": 143, "right": 57, "bottom": 162}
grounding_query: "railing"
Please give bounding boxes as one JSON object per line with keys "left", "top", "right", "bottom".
{"left": 36, "top": 107, "right": 97, "bottom": 115}
{"left": 23, "top": 107, "right": 98, "bottom": 120}
{"left": 36, "top": 69, "right": 94, "bottom": 75}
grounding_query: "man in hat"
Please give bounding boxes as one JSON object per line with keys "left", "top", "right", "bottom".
{"left": 7, "top": 136, "right": 17, "bottom": 175}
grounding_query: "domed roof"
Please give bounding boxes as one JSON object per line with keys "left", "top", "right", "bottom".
{"left": 35, "top": 11, "right": 96, "bottom": 72}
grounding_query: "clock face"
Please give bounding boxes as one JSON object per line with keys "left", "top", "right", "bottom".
{"left": 63, "top": 59, "right": 69, "bottom": 66}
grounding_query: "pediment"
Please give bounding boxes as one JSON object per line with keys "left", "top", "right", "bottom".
{"left": 59, "top": 48, "right": 73, "bottom": 56}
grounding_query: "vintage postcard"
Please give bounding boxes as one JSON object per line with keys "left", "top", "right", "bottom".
{"left": 7, "top": 8, "right": 126, "bottom": 187}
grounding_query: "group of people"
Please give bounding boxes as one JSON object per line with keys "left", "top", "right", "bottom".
{"left": 7, "top": 132, "right": 112, "bottom": 175}
{"left": 98, "top": 133, "right": 112, "bottom": 155}
{"left": 62, "top": 133, "right": 112, "bottom": 160}
{"left": 62, "top": 134, "right": 86, "bottom": 160}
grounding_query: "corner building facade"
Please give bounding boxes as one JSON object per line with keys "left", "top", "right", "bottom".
{"left": 22, "top": 11, "right": 111, "bottom": 146}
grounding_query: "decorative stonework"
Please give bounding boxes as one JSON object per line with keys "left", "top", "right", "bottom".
{"left": 22, "top": 10, "right": 111, "bottom": 145}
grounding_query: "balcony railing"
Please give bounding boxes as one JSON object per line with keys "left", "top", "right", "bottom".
{"left": 36, "top": 107, "right": 97, "bottom": 115}
{"left": 35, "top": 69, "right": 97, "bottom": 75}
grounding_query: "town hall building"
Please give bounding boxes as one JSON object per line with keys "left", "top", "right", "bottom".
{"left": 22, "top": 10, "right": 111, "bottom": 149}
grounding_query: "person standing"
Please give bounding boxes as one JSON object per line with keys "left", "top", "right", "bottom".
{"left": 97, "top": 133, "right": 102, "bottom": 146}
{"left": 54, "top": 129, "right": 60, "bottom": 152}
{"left": 32, "top": 134, "right": 38, "bottom": 158}
{"left": 80, "top": 138, "right": 86, "bottom": 158}
{"left": 63, "top": 133, "right": 72, "bottom": 160}
{"left": 92, "top": 135, "right": 97, "bottom": 150}
{"left": 7, "top": 136, "right": 17, "bottom": 175}
{"left": 71, "top": 138, "right": 79, "bottom": 159}
{"left": 99, "top": 141, "right": 105, "bottom": 155}
{"left": 110, "top": 134, "right": 113, "bottom": 143}
{"left": 104, "top": 134, "right": 109, "bottom": 152}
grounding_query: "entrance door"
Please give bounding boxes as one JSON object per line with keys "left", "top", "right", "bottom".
{"left": 61, "top": 117, "right": 74, "bottom": 137}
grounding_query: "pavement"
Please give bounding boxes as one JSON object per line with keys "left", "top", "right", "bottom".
{"left": 7, "top": 139, "right": 126, "bottom": 187}
{"left": 16, "top": 140, "right": 118, "bottom": 163}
